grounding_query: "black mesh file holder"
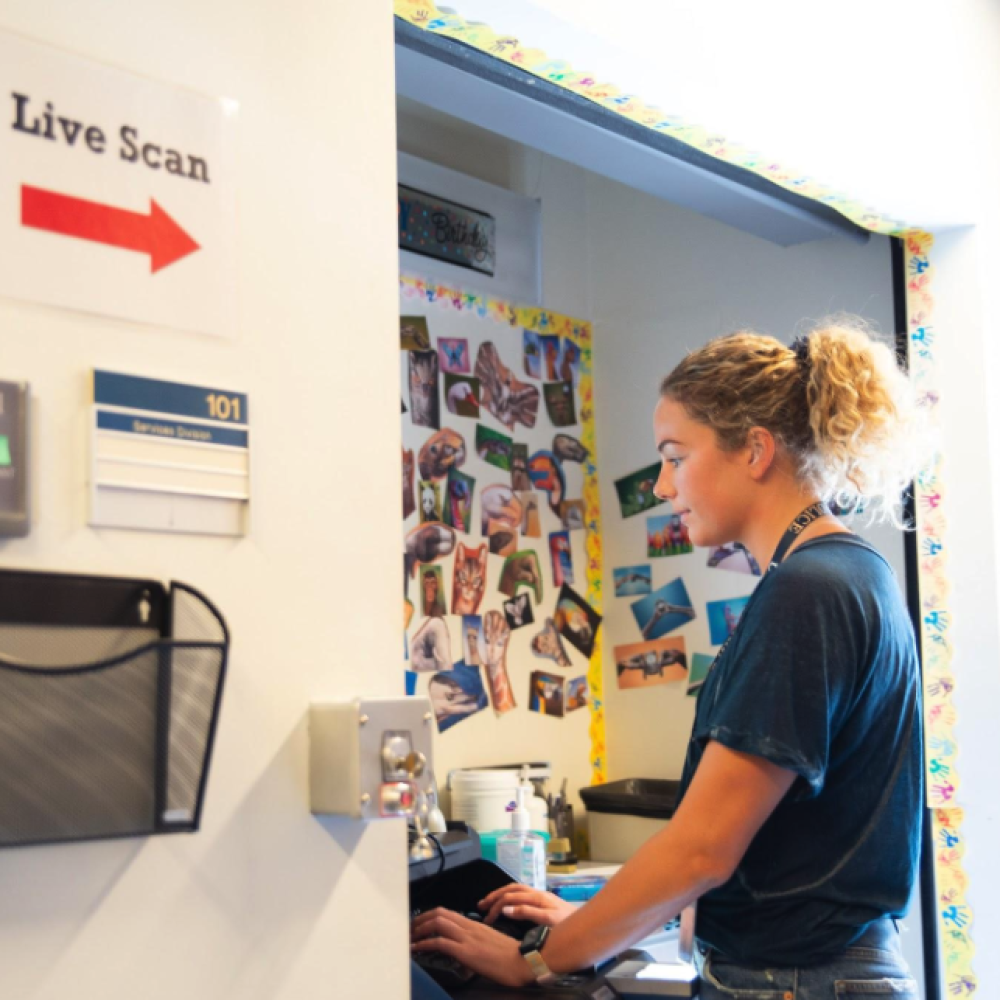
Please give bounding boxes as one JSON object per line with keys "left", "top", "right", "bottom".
{"left": 0, "top": 568, "right": 229, "bottom": 848}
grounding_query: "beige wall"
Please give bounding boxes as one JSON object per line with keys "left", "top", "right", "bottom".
{"left": 0, "top": 2, "right": 405, "bottom": 998}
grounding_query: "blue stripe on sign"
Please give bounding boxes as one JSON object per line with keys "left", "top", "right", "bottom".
{"left": 94, "top": 370, "right": 249, "bottom": 423}
{"left": 97, "top": 410, "right": 249, "bottom": 449}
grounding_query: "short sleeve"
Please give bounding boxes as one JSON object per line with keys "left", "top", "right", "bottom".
{"left": 695, "top": 565, "right": 862, "bottom": 799}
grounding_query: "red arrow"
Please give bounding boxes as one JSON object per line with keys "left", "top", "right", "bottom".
{"left": 21, "top": 184, "right": 200, "bottom": 273}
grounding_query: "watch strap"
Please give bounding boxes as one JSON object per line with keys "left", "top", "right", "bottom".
{"left": 519, "top": 925, "right": 556, "bottom": 984}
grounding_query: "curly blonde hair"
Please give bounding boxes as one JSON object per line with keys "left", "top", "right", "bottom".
{"left": 659, "top": 318, "right": 933, "bottom": 526}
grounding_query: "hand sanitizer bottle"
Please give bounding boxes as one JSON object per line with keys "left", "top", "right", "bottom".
{"left": 497, "top": 767, "right": 546, "bottom": 890}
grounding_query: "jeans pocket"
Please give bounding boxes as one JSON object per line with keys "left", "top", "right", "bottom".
{"left": 834, "top": 978, "right": 918, "bottom": 997}
{"left": 700, "top": 952, "right": 791, "bottom": 999}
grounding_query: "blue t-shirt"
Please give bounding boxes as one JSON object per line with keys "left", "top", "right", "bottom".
{"left": 677, "top": 534, "right": 922, "bottom": 967}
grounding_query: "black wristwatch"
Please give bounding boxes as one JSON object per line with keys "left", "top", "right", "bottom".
{"left": 519, "top": 925, "right": 557, "bottom": 985}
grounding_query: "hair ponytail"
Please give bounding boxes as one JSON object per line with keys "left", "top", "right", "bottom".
{"left": 660, "top": 317, "right": 934, "bottom": 526}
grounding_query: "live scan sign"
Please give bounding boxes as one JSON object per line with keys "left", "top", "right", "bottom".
{"left": 0, "top": 31, "right": 238, "bottom": 337}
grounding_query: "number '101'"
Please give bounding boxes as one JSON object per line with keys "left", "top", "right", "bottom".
{"left": 206, "top": 394, "right": 242, "bottom": 422}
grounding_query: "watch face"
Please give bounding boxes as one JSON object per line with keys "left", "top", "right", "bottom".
{"left": 519, "top": 924, "right": 550, "bottom": 955}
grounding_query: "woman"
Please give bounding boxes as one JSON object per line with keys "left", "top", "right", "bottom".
{"left": 412, "top": 321, "right": 928, "bottom": 998}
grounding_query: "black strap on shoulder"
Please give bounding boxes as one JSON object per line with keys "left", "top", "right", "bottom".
{"left": 768, "top": 501, "right": 832, "bottom": 571}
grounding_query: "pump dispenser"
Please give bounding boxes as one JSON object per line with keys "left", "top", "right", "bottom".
{"left": 496, "top": 766, "right": 546, "bottom": 889}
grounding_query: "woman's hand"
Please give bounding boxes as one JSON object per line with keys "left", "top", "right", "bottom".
{"left": 411, "top": 908, "right": 533, "bottom": 988}
{"left": 478, "top": 884, "right": 577, "bottom": 927}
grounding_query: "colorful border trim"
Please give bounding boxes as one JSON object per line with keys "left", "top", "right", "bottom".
{"left": 395, "top": 1, "right": 909, "bottom": 237}
{"left": 907, "top": 234, "right": 976, "bottom": 995}
{"left": 399, "top": 272, "right": 607, "bottom": 786}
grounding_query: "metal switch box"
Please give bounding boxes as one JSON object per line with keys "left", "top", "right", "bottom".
{"left": 309, "top": 696, "right": 433, "bottom": 820}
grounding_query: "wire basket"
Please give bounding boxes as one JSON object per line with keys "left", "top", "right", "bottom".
{"left": 0, "top": 568, "right": 229, "bottom": 848}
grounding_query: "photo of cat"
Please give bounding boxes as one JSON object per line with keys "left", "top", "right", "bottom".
{"left": 452, "top": 543, "right": 488, "bottom": 615}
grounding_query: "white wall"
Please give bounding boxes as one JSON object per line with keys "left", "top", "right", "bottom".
{"left": 0, "top": 3, "right": 404, "bottom": 999}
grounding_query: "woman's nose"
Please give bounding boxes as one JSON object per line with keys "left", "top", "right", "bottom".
{"left": 654, "top": 464, "right": 674, "bottom": 501}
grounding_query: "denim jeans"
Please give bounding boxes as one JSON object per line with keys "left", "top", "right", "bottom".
{"left": 695, "top": 919, "right": 919, "bottom": 998}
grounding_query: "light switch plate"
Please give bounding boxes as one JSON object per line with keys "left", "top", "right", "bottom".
{"left": 309, "top": 696, "right": 433, "bottom": 820}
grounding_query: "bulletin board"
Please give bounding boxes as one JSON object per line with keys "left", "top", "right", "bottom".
{"left": 400, "top": 273, "right": 606, "bottom": 785}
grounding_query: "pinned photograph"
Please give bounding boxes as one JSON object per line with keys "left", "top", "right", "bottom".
{"left": 511, "top": 444, "right": 531, "bottom": 491}
{"left": 462, "top": 614, "right": 484, "bottom": 666}
{"left": 614, "top": 464, "right": 664, "bottom": 518}
{"left": 404, "top": 597, "right": 414, "bottom": 631}
{"left": 408, "top": 350, "right": 440, "bottom": 429}
{"left": 687, "top": 653, "right": 714, "bottom": 697}
{"left": 483, "top": 610, "right": 516, "bottom": 714}
{"left": 707, "top": 596, "right": 752, "bottom": 645}
{"left": 429, "top": 662, "right": 489, "bottom": 734}
{"left": 419, "top": 428, "right": 467, "bottom": 481}
{"left": 707, "top": 542, "right": 762, "bottom": 576}
{"left": 648, "top": 513, "right": 693, "bottom": 558}
{"left": 565, "top": 676, "right": 589, "bottom": 712}
{"left": 480, "top": 484, "right": 523, "bottom": 536}
{"left": 529, "top": 670, "right": 565, "bottom": 717}
{"left": 531, "top": 617, "right": 572, "bottom": 668}
{"left": 476, "top": 423, "right": 513, "bottom": 472}
{"left": 559, "top": 339, "right": 581, "bottom": 386}
{"left": 549, "top": 530, "right": 574, "bottom": 587}
{"left": 560, "top": 500, "right": 585, "bottom": 532}
{"left": 499, "top": 550, "right": 543, "bottom": 604}
{"left": 400, "top": 315, "right": 431, "bottom": 351}
{"left": 443, "top": 468, "right": 475, "bottom": 533}
{"left": 411, "top": 616, "right": 452, "bottom": 673}
{"left": 418, "top": 480, "right": 442, "bottom": 523}
{"left": 405, "top": 522, "right": 456, "bottom": 577}
{"left": 487, "top": 519, "right": 518, "bottom": 558}
{"left": 615, "top": 637, "right": 688, "bottom": 690}
{"left": 452, "top": 542, "right": 488, "bottom": 615}
{"left": 544, "top": 380, "right": 577, "bottom": 428}
{"left": 439, "top": 337, "right": 471, "bottom": 374}
{"left": 420, "top": 565, "right": 447, "bottom": 618}
{"left": 541, "top": 335, "right": 562, "bottom": 381}
{"left": 613, "top": 565, "right": 652, "bottom": 597}
{"left": 552, "top": 434, "right": 589, "bottom": 465}
{"left": 631, "top": 578, "right": 696, "bottom": 641}
{"left": 523, "top": 330, "right": 542, "bottom": 379}
{"left": 503, "top": 592, "right": 534, "bottom": 630}
{"left": 555, "top": 584, "right": 602, "bottom": 659}
{"left": 519, "top": 491, "right": 542, "bottom": 537}
{"left": 475, "top": 341, "right": 540, "bottom": 430}
{"left": 528, "top": 451, "right": 566, "bottom": 515}
{"left": 444, "top": 374, "right": 480, "bottom": 419}
{"left": 402, "top": 447, "right": 415, "bottom": 520}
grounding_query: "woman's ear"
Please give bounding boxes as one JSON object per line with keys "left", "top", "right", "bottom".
{"left": 746, "top": 427, "right": 777, "bottom": 480}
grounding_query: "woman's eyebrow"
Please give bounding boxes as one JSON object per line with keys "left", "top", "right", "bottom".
{"left": 657, "top": 438, "right": 682, "bottom": 454}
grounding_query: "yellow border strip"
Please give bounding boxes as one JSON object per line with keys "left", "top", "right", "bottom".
{"left": 906, "top": 234, "right": 976, "bottom": 996}
{"left": 395, "top": 1, "right": 908, "bottom": 237}
{"left": 399, "top": 273, "right": 607, "bottom": 786}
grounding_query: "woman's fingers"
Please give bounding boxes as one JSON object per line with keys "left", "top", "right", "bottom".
{"left": 481, "top": 887, "right": 549, "bottom": 925}
{"left": 479, "top": 886, "right": 523, "bottom": 922}
{"left": 411, "top": 908, "right": 465, "bottom": 942}
{"left": 498, "top": 903, "right": 559, "bottom": 926}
